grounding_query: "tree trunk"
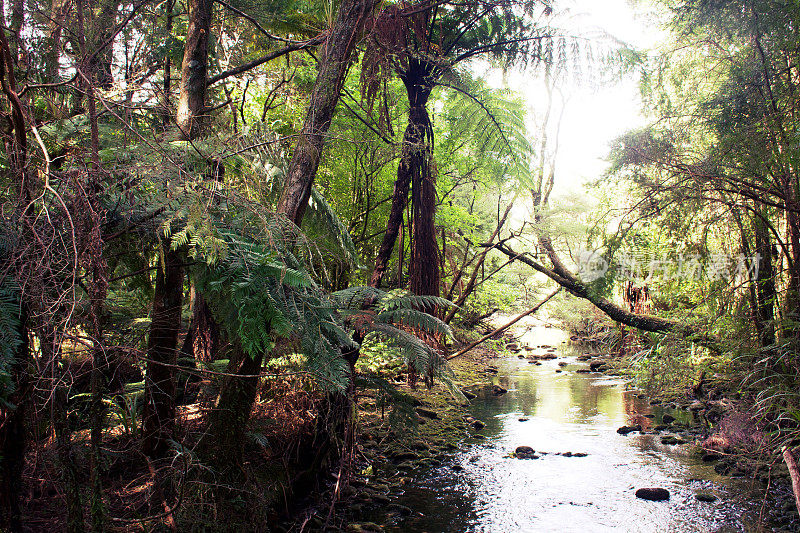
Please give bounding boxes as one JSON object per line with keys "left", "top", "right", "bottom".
{"left": 369, "top": 120, "right": 416, "bottom": 288}
{"left": 398, "top": 65, "right": 439, "bottom": 297}
{"left": 175, "top": 0, "right": 212, "bottom": 139}
{"left": 142, "top": 246, "right": 184, "bottom": 457}
{"left": 276, "top": 0, "right": 376, "bottom": 224}
{"left": 198, "top": 347, "right": 263, "bottom": 473}
{"left": 0, "top": 304, "right": 29, "bottom": 532}
{"left": 754, "top": 214, "right": 776, "bottom": 347}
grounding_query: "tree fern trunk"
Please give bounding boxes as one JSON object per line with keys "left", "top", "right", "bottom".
{"left": 0, "top": 304, "right": 29, "bottom": 532}
{"left": 199, "top": 347, "right": 263, "bottom": 473}
{"left": 142, "top": 245, "right": 184, "bottom": 458}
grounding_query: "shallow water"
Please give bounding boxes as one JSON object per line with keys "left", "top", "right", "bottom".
{"left": 379, "top": 325, "right": 777, "bottom": 532}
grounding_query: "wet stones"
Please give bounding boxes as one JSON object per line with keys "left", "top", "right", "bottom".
{"left": 514, "top": 446, "right": 538, "bottom": 459}
{"left": 416, "top": 408, "right": 439, "bottom": 420}
{"left": 346, "top": 522, "right": 384, "bottom": 533}
{"left": 617, "top": 425, "right": 642, "bottom": 435}
{"left": 635, "top": 487, "right": 670, "bottom": 501}
{"left": 589, "top": 360, "right": 608, "bottom": 372}
{"left": 662, "top": 414, "right": 676, "bottom": 424}
{"left": 660, "top": 435, "right": 687, "bottom": 445}
{"left": 492, "top": 384, "right": 507, "bottom": 395}
{"left": 695, "top": 492, "right": 718, "bottom": 502}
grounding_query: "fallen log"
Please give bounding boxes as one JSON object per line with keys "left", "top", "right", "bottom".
{"left": 782, "top": 446, "right": 800, "bottom": 517}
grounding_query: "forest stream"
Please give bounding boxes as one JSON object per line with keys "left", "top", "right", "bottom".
{"left": 358, "top": 323, "right": 781, "bottom": 533}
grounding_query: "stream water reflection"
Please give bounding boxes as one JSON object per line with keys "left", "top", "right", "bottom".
{"left": 382, "top": 324, "right": 773, "bottom": 532}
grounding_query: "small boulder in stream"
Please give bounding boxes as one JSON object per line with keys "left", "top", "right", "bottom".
{"left": 492, "top": 384, "right": 507, "bottom": 395}
{"left": 514, "top": 446, "right": 538, "bottom": 459}
{"left": 617, "top": 425, "right": 642, "bottom": 435}
{"left": 590, "top": 360, "right": 608, "bottom": 371}
{"left": 469, "top": 419, "right": 486, "bottom": 430}
{"left": 635, "top": 487, "right": 670, "bottom": 501}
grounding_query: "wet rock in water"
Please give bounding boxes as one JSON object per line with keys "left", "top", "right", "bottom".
{"left": 558, "top": 361, "right": 568, "bottom": 367}
{"left": 534, "top": 362, "right": 543, "bottom": 366}
{"left": 451, "top": 464, "right": 464, "bottom": 472}
{"left": 470, "top": 419, "right": 486, "bottom": 430}
{"left": 519, "top": 417, "right": 529, "bottom": 422}
{"left": 577, "top": 354, "right": 592, "bottom": 361}
{"left": 576, "top": 369, "right": 591, "bottom": 373}
{"left": 555, "top": 369, "right": 563, "bottom": 373}
{"left": 654, "top": 424, "right": 669, "bottom": 431}
{"left": 515, "top": 445, "right": 537, "bottom": 459}
{"left": 540, "top": 353, "right": 557, "bottom": 360}
{"left": 589, "top": 361, "right": 608, "bottom": 371}
{"left": 635, "top": 488, "right": 670, "bottom": 501}
{"left": 492, "top": 385, "right": 507, "bottom": 395}
{"left": 702, "top": 453, "right": 723, "bottom": 462}
{"left": 388, "top": 504, "right": 414, "bottom": 517}
{"left": 572, "top": 452, "right": 588, "bottom": 457}
{"left": 688, "top": 400, "right": 705, "bottom": 411}
{"left": 695, "top": 493, "right": 717, "bottom": 502}
{"left": 562, "top": 451, "right": 572, "bottom": 457}
{"left": 518, "top": 354, "right": 526, "bottom": 359}
{"left": 506, "top": 343, "right": 519, "bottom": 351}
{"left": 660, "top": 435, "right": 687, "bottom": 445}
{"left": 662, "top": 414, "right": 676, "bottom": 424}
{"left": 462, "top": 390, "right": 477, "bottom": 400}
{"left": 416, "top": 407, "right": 439, "bottom": 419}
{"left": 617, "top": 425, "right": 642, "bottom": 435}
{"left": 347, "top": 522, "right": 384, "bottom": 533}
{"left": 390, "top": 451, "right": 419, "bottom": 463}
{"left": 714, "top": 461, "right": 735, "bottom": 475}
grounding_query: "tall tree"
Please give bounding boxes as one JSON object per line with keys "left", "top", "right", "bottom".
{"left": 364, "top": 0, "right": 550, "bottom": 295}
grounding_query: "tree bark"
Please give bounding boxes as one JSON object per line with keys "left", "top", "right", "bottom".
{"left": 175, "top": 0, "right": 212, "bottom": 139}
{"left": 276, "top": 0, "right": 376, "bottom": 225}
{"left": 198, "top": 347, "right": 263, "bottom": 473}
{"left": 0, "top": 304, "right": 29, "bottom": 532}
{"left": 142, "top": 246, "right": 184, "bottom": 458}
{"left": 754, "top": 214, "right": 776, "bottom": 347}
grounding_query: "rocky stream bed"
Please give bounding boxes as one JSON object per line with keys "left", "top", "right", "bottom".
{"left": 316, "top": 323, "right": 800, "bottom": 532}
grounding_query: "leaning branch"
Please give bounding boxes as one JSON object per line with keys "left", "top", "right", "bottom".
{"left": 447, "top": 288, "right": 560, "bottom": 360}
{"left": 207, "top": 38, "right": 323, "bottom": 86}
{"left": 493, "top": 241, "right": 725, "bottom": 352}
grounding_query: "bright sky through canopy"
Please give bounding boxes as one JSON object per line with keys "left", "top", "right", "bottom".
{"left": 488, "top": 0, "right": 664, "bottom": 199}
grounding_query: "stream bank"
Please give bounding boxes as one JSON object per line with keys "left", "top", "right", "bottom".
{"left": 333, "top": 322, "right": 799, "bottom": 532}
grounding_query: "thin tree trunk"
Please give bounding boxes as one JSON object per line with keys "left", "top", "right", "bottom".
{"left": 276, "top": 0, "right": 376, "bottom": 224}
{"left": 754, "top": 214, "right": 776, "bottom": 347}
{"left": 444, "top": 203, "right": 512, "bottom": 323}
{"left": 447, "top": 289, "right": 560, "bottom": 360}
